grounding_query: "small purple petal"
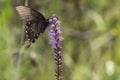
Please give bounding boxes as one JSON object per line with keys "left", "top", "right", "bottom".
{"left": 58, "top": 51, "right": 62, "bottom": 54}
{"left": 50, "top": 30, "right": 54, "bottom": 33}
{"left": 49, "top": 24, "right": 55, "bottom": 28}
{"left": 56, "top": 27, "right": 62, "bottom": 34}
{"left": 49, "top": 39, "right": 57, "bottom": 45}
{"left": 52, "top": 44, "right": 57, "bottom": 49}
{"left": 58, "top": 36, "right": 64, "bottom": 42}
{"left": 49, "top": 32, "right": 56, "bottom": 37}
{"left": 59, "top": 46, "right": 62, "bottom": 49}
{"left": 53, "top": 17, "right": 57, "bottom": 22}
{"left": 56, "top": 20, "right": 60, "bottom": 25}
{"left": 56, "top": 27, "right": 60, "bottom": 30}
{"left": 49, "top": 19, "right": 53, "bottom": 23}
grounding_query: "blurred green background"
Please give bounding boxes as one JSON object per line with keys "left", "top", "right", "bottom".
{"left": 0, "top": 0, "right": 120, "bottom": 80}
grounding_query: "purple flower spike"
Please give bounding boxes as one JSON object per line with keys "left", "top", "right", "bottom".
{"left": 48, "top": 14, "right": 63, "bottom": 80}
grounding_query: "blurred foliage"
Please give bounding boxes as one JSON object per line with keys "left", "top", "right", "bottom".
{"left": 0, "top": 0, "right": 120, "bottom": 80}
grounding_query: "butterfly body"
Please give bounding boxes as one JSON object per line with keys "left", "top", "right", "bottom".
{"left": 16, "top": 6, "right": 48, "bottom": 43}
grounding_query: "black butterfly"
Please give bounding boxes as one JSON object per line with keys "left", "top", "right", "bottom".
{"left": 16, "top": 6, "right": 48, "bottom": 44}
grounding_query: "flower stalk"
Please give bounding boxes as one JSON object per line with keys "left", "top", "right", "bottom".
{"left": 49, "top": 14, "right": 64, "bottom": 80}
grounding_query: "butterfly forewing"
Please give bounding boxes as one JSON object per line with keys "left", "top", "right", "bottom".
{"left": 16, "top": 6, "right": 35, "bottom": 21}
{"left": 16, "top": 6, "right": 48, "bottom": 44}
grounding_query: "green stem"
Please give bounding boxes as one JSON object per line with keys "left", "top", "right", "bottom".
{"left": 20, "top": 25, "right": 25, "bottom": 46}
{"left": 15, "top": 0, "right": 29, "bottom": 80}
{"left": 15, "top": 24, "right": 25, "bottom": 80}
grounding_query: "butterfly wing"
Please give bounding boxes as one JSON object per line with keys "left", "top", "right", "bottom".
{"left": 16, "top": 6, "right": 48, "bottom": 43}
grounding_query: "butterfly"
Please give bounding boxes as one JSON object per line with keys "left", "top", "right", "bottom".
{"left": 16, "top": 6, "right": 49, "bottom": 45}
